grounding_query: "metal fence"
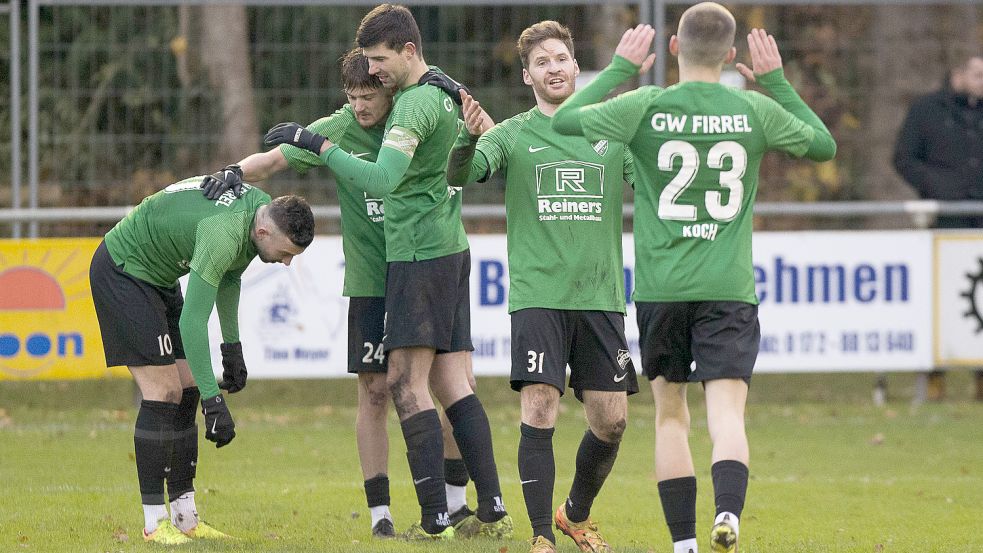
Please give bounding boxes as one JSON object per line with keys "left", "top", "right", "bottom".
{"left": 2, "top": 0, "right": 983, "bottom": 237}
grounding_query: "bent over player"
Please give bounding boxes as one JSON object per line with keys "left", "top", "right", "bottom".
{"left": 89, "top": 179, "right": 313, "bottom": 544}
{"left": 263, "top": 4, "right": 510, "bottom": 541}
{"left": 447, "top": 20, "right": 640, "bottom": 553}
{"left": 553, "top": 6, "right": 836, "bottom": 552}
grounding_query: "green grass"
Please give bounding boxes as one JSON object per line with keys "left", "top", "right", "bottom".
{"left": 1, "top": 372, "right": 980, "bottom": 552}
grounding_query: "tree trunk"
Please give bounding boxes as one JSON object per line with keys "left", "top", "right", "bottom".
{"left": 197, "top": 5, "right": 259, "bottom": 164}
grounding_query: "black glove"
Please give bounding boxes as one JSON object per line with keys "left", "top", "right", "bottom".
{"left": 263, "top": 122, "right": 326, "bottom": 155}
{"left": 418, "top": 70, "right": 469, "bottom": 105}
{"left": 201, "top": 394, "right": 236, "bottom": 448}
{"left": 200, "top": 164, "right": 243, "bottom": 200}
{"left": 217, "top": 342, "right": 248, "bottom": 394}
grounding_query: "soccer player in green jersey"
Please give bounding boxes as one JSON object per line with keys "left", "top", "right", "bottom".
{"left": 263, "top": 4, "right": 510, "bottom": 541}
{"left": 89, "top": 181, "right": 313, "bottom": 545}
{"left": 200, "top": 48, "right": 478, "bottom": 539}
{"left": 446, "top": 21, "right": 643, "bottom": 553}
{"left": 553, "top": 6, "right": 836, "bottom": 553}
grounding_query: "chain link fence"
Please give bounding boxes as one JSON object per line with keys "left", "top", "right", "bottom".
{"left": 2, "top": 2, "right": 981, "bottom": 236}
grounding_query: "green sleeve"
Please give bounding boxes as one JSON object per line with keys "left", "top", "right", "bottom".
{"left": 320, "top": 137, "right": 413, "bottom": 197}
{"left": 280, "top": 107, "right": 356, "bottom": 174}
{"left": 179, "top": 271, "right": 220, "bottom": 399}
{"left": 446, "top": 128, "right": 488, "bottom": 186}
{"left": 552, "top": 55, "right": 641, "bottom": 137}
{"left": 215, "top": 271, "right": 242, "bottom": 343}
{"left": 756, "top": 69, "right": 836, "bottom": 161}
{"left": 622, "top": 145, "right": 636, "bottom": 189}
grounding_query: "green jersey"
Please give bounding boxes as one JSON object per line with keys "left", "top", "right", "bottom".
{"left": 104, "top": 177, "right": 270, "bottom": 398}
{"left": 471, "top": 107, "right": 633, "bottom": 313}
{"left": 319, "top": 67, "right": 468, "bottom": 262}
{"left": 280, "top": 105, "right": 386, "bottom": 297}
{"left": 105, "top": 178, "right": 267, "bottom": 287}
{"left": 379, "top": 79, "right": 469, "bottom": 261}
{"left": 569, "top": 60, "right": 834, "bottom": 304}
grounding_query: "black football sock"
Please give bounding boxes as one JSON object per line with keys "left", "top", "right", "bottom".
{"left": 446, "top": 394, "right": 506, "bottom": 522}
{"left": 565, "top": 429, "right": 619, "bottom": 523}
{"left": 134, "top": 400, "right": 178, "bottom": 506}
{"left": 658, "top": 476, "right": 697, "bottom": 542}
{"left": 518, "top": 423, "right": 556, "bottom": 543}
{"left": 400, "top": 409, "right": 449, "bottom": 534}
{"left": 364, "top": 474, "right": 390, "bottom": 509}
{"left": 444, "top": 457, "right": 470, "bottom": 487}
{"left": 712, "top": 460, "right": 749, "bottom": 518}
{"left": 166, "top": 387, "right": 199, "bottom": 500}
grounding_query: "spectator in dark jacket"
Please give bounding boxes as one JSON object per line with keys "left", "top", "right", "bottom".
{"left": 895, "top": 54, "right": 983, "bottom": 227}
{"left": 894, "top": 53, "right": 983, "bottom": 401}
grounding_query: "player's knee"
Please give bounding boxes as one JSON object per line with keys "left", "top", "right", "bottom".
{"left": 596, "top": 414, "right": 627, "bottom": 443}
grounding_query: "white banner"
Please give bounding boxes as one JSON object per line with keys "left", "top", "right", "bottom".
{"left": 196, "top": 230, "right": 935, "bottom": 379}
{"left": 933, "top": 231, "right": 983, "bottom": 366}
{"left": 751, "top": 231, "right": 932, "bottom": 372}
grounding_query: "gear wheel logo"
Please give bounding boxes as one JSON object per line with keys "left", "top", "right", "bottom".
{"left": 961, "top": 257, "right": 983, "bottom": 333}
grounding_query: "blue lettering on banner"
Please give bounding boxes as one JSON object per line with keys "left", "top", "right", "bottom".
{"left": 479, "top": 260, "right": 506, "bottom": 306}
{"left": 0, "top": 332, "right": 83, "bottom": 358}
{"left": 754, "top": 256, "right": 909, "bottom": 304}
{"left": 478, "top": 259, "right": 636, "bottom": 307}
{"left": 758, "top": 330, "right": 914, "bottom": 355}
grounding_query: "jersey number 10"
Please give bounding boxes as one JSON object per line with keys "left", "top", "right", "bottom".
{"left": 658, "top": 140, "right": 748, "bottom": 222}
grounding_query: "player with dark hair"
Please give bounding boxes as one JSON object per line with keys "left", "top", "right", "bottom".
{"left": 553, "top": 5, "right": 835, "bottom": 552}
{"left": 447, "top": 20, "right": 640, "bottom": 553}
{"left": 200, "top": 47, "right": 478, "bottom": 539}
{"left": 89, "top": 181, "right": 313, "bottom": 545}
{"left": 262, "top": 4, "right": 510, "bottom": 541}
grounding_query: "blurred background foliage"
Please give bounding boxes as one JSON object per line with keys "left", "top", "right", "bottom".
{"left": 0, "top": 2, "right": 981, "bottom": 235}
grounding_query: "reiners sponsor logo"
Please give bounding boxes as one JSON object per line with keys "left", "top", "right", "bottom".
{"left": 535, "top": 160, "right": 605, "bottom": 222}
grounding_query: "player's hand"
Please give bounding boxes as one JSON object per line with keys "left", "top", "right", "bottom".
{"left": 615, "top": 24, "right": 656, "bottom": 75}
{"left": 200, "top": 164, "right": 243, "bottom": 200}
{"left": 460, "top": 90, "right": 492, "bottom": 137}
{"left": 201, "top": 394, "right": 236, "bottom": 448}
{"left": 263, "top": 122, "right": 327, "bottom": 155}
{"left": 736, "top": 28, "right": 783, "bottom": 83}
{"left": 419, "top": 70, "right": 470, "bottom": 105}
{"left": 217, "top": 342, "right": 248, "bottom": 393}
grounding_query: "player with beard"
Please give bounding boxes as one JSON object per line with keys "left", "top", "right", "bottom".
{"left": 446, "top": 21, "right": 643, "bottom": 553}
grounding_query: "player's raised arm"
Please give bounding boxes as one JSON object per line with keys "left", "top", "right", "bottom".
{"left": 552, "top": 24, "right": 656, "bottom": 136}
{"left": 738, "top": 28, "right": 836, "bottom": 161}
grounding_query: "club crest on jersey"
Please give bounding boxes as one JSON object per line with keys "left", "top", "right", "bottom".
{"left": 592, "top": 140, "right": 609, "bottom": 157}
{"left": 617, "top": 349, "right": 631, "bottom": 370}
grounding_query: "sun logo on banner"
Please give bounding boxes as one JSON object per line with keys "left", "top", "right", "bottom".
{"left": 961, "top": 257, "right": 983, "bottom": 334}
{"left": 0, "top": 244, "right": 95, "bottom": 378}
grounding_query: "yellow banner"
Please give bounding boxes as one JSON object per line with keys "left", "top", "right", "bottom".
{"left": 0, "top": 238, "right": 128, "bottom": 380}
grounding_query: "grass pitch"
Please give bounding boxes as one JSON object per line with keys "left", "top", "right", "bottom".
{"left": 0, "top": 372, "right": 979, "bottom": 552}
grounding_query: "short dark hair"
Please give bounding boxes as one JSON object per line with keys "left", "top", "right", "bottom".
{"left": 340, "top": 48, "right": 383, "bottom": 91}
{"left": 268, "top": 195, "right": 314, "bottom": 248}
{"left": 677, "top": 2, "right": 736, "bottom": 68}
{"left": 356, "top": 3, "right": 422, "bottom": 56}
{"left": 516, "top": 20, "right": 575, "bottom": 69}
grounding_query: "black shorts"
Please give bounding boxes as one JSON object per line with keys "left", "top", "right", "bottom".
{"left": 510, "top": 308, "right": 638, "bottom": 401}
{"left": 348, "top": 296, "right": 387, "bottom": 374}
{"left": 636, "top": 301, "right": 759, "bottom": 383}
{"left": 89, "top": 241, "right": 186, "bottom": 367}
{"left": 383, "top": 250, "right": 473, "bottom": 353}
